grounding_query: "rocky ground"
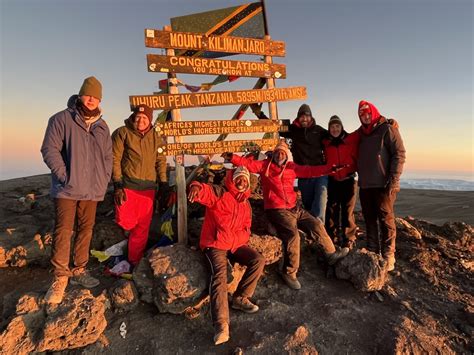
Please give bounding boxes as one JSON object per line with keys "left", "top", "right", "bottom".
{"left": 0, "top": 174, "right": 473, "bottom": 354}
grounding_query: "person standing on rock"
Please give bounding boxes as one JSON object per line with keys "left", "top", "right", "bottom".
{"left": 323, "top": 115, "right": 359, "bottom": 249}
{"left": 188, "top": 166, "right": 265, "bottom": 346}
{"left": 357, "top": 100, "right": 406, "bottom": 271}
{"left": 111, "top": 105, "right": 168, "bottom": 266}
{"left": 223, "top": 141, "right": 349, "bottom": 291}
{"left": 41, "top": 76, "right": 112, "bottom": 304}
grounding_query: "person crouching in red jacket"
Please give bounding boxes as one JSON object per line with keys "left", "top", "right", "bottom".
{"left": 223, "top": 141, "right": 349, "bottom": 291}
{"left": 324, "top": 115, "right": 360, "bottom": 249}
{"left": 188, "top": 166, "right": 265, "bottom": 346}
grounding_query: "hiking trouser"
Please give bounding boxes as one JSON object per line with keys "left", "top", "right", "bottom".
{"left": 298, "top": 176, "right": 328, "bottom": 222}
{"left": 204, "top": 246, "right": 265, "bottom": 327}
{"left": 115, "top": 188, "right": 155, "bottom": 265}
{"left": 52, "top": 198, "right": 98, "bottom": 277}
{"left": 266, "top": 205, "right": 336, "bottom": 277}
{"left": 325, "top": 177, "right": 357, "bottom": 243}
{"left": 359, "top": 187, "right": 397, "bottom": 258}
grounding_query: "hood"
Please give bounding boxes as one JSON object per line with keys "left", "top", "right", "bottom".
{"left": 67, "top": 95, "right": 79, "bottom": 109}
{"left": 358, "top": 100, "right": 382, "bottom": 135}
{"left": 225, "top": 169, "right": 250, "bottom": 202}
{"left": 358, "top": 100, "right": 381, "bottom": 125}
{"left": 294, "top": 103, "right": 315, "bottom": 128}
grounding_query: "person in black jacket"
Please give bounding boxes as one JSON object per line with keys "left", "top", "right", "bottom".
{"left": 278, "top": 104, "right": 330, "bottom": 222}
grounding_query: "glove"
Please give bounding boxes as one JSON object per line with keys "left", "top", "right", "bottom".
{"left": 114, "top": 188, "right": 127, "bottom": 206}
{"left": 158, "top": 181, "right": 170, "bottom": 196}
{"left": 221, "top": 152, "right": 233, "bottom": 161}
{"left": 387, "top": 178, "right": 400, "bottom": 195}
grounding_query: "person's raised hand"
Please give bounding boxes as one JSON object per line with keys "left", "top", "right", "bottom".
{"left": 187, "top": 185, "right": 201, "bottom": 203}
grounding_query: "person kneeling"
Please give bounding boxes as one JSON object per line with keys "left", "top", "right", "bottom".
{"left": 188, "top": 166, "right": 265, "bottom": 346}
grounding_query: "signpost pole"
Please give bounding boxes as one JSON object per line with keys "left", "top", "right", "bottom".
{"left": 261, "top": 0, "right": 279, "bottom": 128}
{"left": 164, "top": 25, "right": 187, "bottom": 245}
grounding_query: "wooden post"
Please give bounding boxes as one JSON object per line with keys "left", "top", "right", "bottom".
{"left": 264, "top": 34, "right": 278, "bottom": 125}
{"left": 164, "top": 25, "right": 187, "bottom": 244}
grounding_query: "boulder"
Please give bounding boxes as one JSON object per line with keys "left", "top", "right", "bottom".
{"left": 335, "top": 249, "right": 388, "bottom": 291}
{"left": 0, "top": 220, "right": 52, "bottom": 268}
{"left": 396, "top": 218, "right": 422, "bottom": 240}
{"left": 0, "top": 289, "right": 108, "bottom": 353}
{"left": 38, "top": 289, "right": 108, "bottom": 351}
{"left": 148, "top": 244, "right": 208, "bottom": 314}
{"left": 248, "top": 234, "right": 283, "bottom": 265}
{"left": 134, "top": 235, "right": 282, "bottom": 313}
{"left": 110, "top": 279, "right": 138, "bottom": 312}
{"left": 247, "top": 324, "right": 318, "bottom": 354}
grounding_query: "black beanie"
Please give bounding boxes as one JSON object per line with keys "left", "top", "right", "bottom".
{"left": 328, "top": 115, "right": 343, "bottom": 129}
{"left": 297, "top": 104, "right": 312, "bottom": 118}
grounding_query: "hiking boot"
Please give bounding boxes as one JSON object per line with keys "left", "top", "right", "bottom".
{"left": 214, "top": 323, "right": 230, "bottom": 345}
{"left": 70, "top": 272, "right": 100, "bottom": 288}
{"left": 232, "top": 296, "right": 259, "bottom": 313}
{"left": 327, "top": 247, "right": 350, "bottom": 265}
{"left": 386, "top": 255, "right": 396, "bottom": 272}
{"left": 45, "top": 276, "right": 68, "bottom": 304}
{"left": 281, "top": 273, "right": 301, "bottom": 290}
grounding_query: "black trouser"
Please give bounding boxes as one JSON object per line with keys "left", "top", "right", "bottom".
{"left": 266, "top": 206, "right": 336, "bottom": 277}
{"left": 359, "top": 187, "right": 397, "bottom": 258}
{"left": 325, "top": 177, "right": 357, "bottom": 243}
{"left": 204, "top": 246, "right": 265, "bottom": 327}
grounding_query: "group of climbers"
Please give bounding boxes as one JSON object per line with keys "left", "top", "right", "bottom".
{"left": 40, "top": 76, "right": 405, "bottom": 346}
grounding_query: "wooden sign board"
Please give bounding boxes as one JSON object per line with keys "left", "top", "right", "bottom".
{"left": 147, "top": 54, "right": 286, "bottom": 79}
{"left": 145, "top": 29, "right": 286, "bottom": 57}
{"left": 157, "top": 138, "right": 279, "bottom": 156}
{"left": 156, "top": 119, "right": 290, "bottom": 136}
{"left": 130, "top": 87, "right": 306, "bottom": 110}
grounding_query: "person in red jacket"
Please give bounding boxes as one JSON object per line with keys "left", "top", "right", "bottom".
{"left": 223, "top": 141, "right": 349, "bottom": 291}
{"left": 324, "top": 115, "right": 360, "bottom": 249}
{"left": 188, "top": 166, "right": 265, "bottom": 346}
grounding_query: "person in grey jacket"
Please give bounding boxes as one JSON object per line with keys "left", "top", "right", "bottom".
{"left": 41, "top": 76, "right": 112, "bottom": 303}
{"left": 357, "top": 100, "right": 405, "bottom": 272}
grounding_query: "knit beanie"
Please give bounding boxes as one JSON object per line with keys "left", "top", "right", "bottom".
{"left": 297, "top": 104, "right": 312, "bottom": 118}
{"left": 273, "top": 140, "right": 291, "bottom": 158}
{"left": 233, "top": 166, "right": 250, "bottom": 184}
{"left": 328, "top": 115, "right": 343, "bottom": 129}
{"left": 132, "top": 105, "right": 153, "bottom": 122}
{"left": 78, "top": 76, "right": 102, "bottom": 100}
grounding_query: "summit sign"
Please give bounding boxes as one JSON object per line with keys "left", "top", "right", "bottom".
{"left": 145, "top": 29, "right": 286, "bottom": 57}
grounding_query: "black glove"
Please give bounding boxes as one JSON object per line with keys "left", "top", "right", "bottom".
{"left": 158, "top": 181, "right": 170, "bottom": 196}
{"left": 114, "top": 187, "right": 127, "bottom": 206}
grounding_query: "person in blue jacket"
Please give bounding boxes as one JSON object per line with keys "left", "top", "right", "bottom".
{"left": 41, "top": 76, "right": 112, "bottom": 303}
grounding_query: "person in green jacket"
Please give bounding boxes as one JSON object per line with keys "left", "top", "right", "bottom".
{"left": 112, "top": 105, "right": 168, "bottom": 265}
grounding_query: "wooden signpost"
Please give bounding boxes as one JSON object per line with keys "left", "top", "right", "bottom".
{"left": 130, "top": 87, "right": 306, "bottom": 110}
{"left": 157, "top": 138, "right": 279, "bottom": 156}
{"left": 132, "top": 2, "right": 307, "bottom": 245}
{"left": 156, "top": 119, "right": 289, "bottom": 136}
{"left": 147, "top": 54, "right": 286, "bottom": 78}
{"left": 145, "top": 29, "right": 286, "bottom": 57}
